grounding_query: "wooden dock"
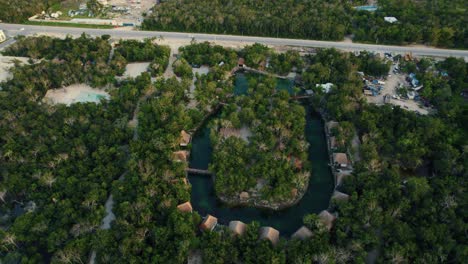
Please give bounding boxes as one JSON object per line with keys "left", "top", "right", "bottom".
{"left": 186, "top": 168, "right": 213, "bottom": 175}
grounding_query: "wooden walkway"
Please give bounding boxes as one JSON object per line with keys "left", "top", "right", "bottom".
{"left": 186, "top": 168, "right": 213, "bottom": 175}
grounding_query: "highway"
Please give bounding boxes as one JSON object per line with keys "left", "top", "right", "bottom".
{"left": 1, "top": 23, "right": 468, "bottom": 60}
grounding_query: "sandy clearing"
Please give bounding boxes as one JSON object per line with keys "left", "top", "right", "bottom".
{"left": 0, "top": 55, "right": 30, "bottom": 82}
{"left": 123, "top": 62, "right": 150, "bottom": 78}
{"left": 43, "top": 84, "right": 110, "bottom": 105}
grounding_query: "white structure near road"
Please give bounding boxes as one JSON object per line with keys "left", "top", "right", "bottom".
{"left": 0, "top": 30, "right": 6, "bottom": 43}
{"left": 384, "top": 17, "right": 398, "bottom": 23}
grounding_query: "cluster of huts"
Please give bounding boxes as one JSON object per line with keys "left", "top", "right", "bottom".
{"left": 172, "top": 130, "right": 192, "bottom": 163}
{"left": 175, "top": 200, "right": 340, "bottom": 245}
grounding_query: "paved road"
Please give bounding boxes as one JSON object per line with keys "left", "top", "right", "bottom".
{"left": 1, "top": 23, "right": 468, "bottom": 59}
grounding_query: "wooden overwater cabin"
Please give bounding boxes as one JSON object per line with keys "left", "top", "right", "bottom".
{"left": 333, "top": 153, "right": 350, "bottom": 168}
{"left": 180, "top": 130, "right": 191, "bottom": 147}
{"left": 259, "top": 227, "right": 280, "bottom": 245}
{"left": 176, "top": 201, "right": 193, "bottom": 213}
{"left": 291, "top": 226, "right": 313, "bottom": 240}
{"left": 332, "top": 190, "right": 350, "bottom": 202}
{"left": 229, "top": 221, "right": 247, "bottom": 236}
{"left": 318, "top": 210, "right": 336, "bottom": 231}
{"left": 200, "top": 214, "right": 218, "bottom": 232}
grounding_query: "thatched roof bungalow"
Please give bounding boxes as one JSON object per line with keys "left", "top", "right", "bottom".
{"left": 173, "top": 150, "right": 189, "bottom": 162}
{"left": 200, "top": 214, "right": 218, "bottom": 232}
{"left": 333, "top": 153, "right": 349, "bottom": 168}
{"left": 180, "top": 130, "right": 191, "bottom": 147}
{"left": 318, "top": 210, "right": 336, "bottom": 231}
{"left": 291, "top": 226, "right": 313, "bottom": 240}
{"left": 176, "top": 201, "right": 193, "bottom": 213}
{"left": 332, "top": 190, "right": 350, "bottom": 201}
{"left": 229, "top": 221, "right": 247, "bottom": 236}
{"left": 259, "top": 227, "right": 280, "bottom": 245}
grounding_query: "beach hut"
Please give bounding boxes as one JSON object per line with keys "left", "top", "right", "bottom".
{"left": 259, "top": 227, "right": 280, "bottom": 245}
{"left": 332, "top": 190, "right": 350, "bottom": 201}
{"left": 200, "top": 215, "right": 218, "bottom": 231}
{"left": 176, "top": 201, "right": 193, "bottom": 213}
{"left": 173, "top": 150, "right": 189, "bottom": 162}
{"left": 333, "top": 153, "right": 349, "bottom": 168}
{"left": 291, "top": 226, "right": 313, "bottom": 240}
{"left": 318, "top": 210, "right": 336, "bottom": 231}
{"left": 229, "top": 221, "right": 247, "bottom": 236}
{"left": 180, "top": 130, "right": 191, "bottom": 147}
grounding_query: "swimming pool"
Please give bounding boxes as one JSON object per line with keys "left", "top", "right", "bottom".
{"left": 74, "top": 91, "right": 110, "bottom": 104}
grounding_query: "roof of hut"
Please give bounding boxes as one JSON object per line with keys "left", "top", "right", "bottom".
{"left": 291, "top": 226, "right": 313, "bottom": 240}
{"left": 176, "top": 201, "right": 193, "bottom": 213}
{"left": 229, "top": 221, "right": 247, "bottom": 236}
{"left": 259, "top": 227, "right": 280, "bottom": 245}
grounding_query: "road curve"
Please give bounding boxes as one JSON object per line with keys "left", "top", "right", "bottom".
{"left": 1, "top": 23, "right": 467, "bottom": 59}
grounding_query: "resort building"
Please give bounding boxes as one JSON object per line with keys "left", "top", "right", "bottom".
{"left": 318, "top": 210, "right": 336, "bottom": 231}
{"left": 259, "top": 227, "right": 280, "bottom": 245}
{"left": 176, "top": 201, "right": 193, "bottom": 213}
{"left": 200, "top": 214, "right": 218, "bottom": 232}
{"left": 291, "top": 226, "right": 313, "bottom": 240}
{"left": 180, "top": 130, "right": 191, "bottom": 147}
{"left": 333, "top": 153, "right": 350, "bottom": 168}
{"left": 332, "top": 190, "right": 350, "bottom": 202}
{"left": 229, "top": 221, "right": 247, "bottom": 236}
{"left": 172, "top": 150, "right": 189, "bottom": 162}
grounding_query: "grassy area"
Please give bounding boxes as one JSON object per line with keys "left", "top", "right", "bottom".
{"left": 25, "top": 21, "right": 115, "bottom": 29}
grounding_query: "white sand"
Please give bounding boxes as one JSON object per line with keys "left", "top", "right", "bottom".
{"left": 44, "top": 84, "right": 110, "bottom": 106}
{"left": 0, "top": 56, "right": 30, "bottom": 82}
{"left": 123, "top": 62, "right": 150, "bottom": 78}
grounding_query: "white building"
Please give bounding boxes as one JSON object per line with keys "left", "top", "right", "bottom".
{"left": 0, "top": 30, "right": 6, "bottom": 43}
{"left": 384, "top": 17, "right": 398, "bottom": 23}
{"left": 316, "top": 83, "right": 334, "bottom": 93}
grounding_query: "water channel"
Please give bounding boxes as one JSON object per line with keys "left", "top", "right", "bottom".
{"left": 188, "top": 73, "right": 334, "bottom": 236}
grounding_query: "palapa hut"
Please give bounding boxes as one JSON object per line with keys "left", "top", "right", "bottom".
{"left": 238, "top": 58, "right": 245, "bottom": 67}
{"left": 259, "top": 227, "right": 280, "bottom": 245}
{"left": 291, "top": 226, "right": 313, "bottom": 240}
{"left": 333, "top": 153, "right": 349, "bottom": 168}
{"left": 318, "top": 210, "right": 336, "bottom": 231}
{"left": 172, "top": 150, "right": 189, "bottom": 162}
{"left": 180, "top": 130, "right": 191, "bottom": 147}
{"left": 229, "top": 221, "right": 247, "bottom": 236}
{"left": 200, "top": 214, "right": 218, "bottom": 232}
{"left": 239, "top": 191, "right": 249, "bottom": 201}
{"left": 176, "top": 201, "right": 193, "bottom": 213}
{"left": 332, "top": 190, "right": 350, "bottom": 201}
